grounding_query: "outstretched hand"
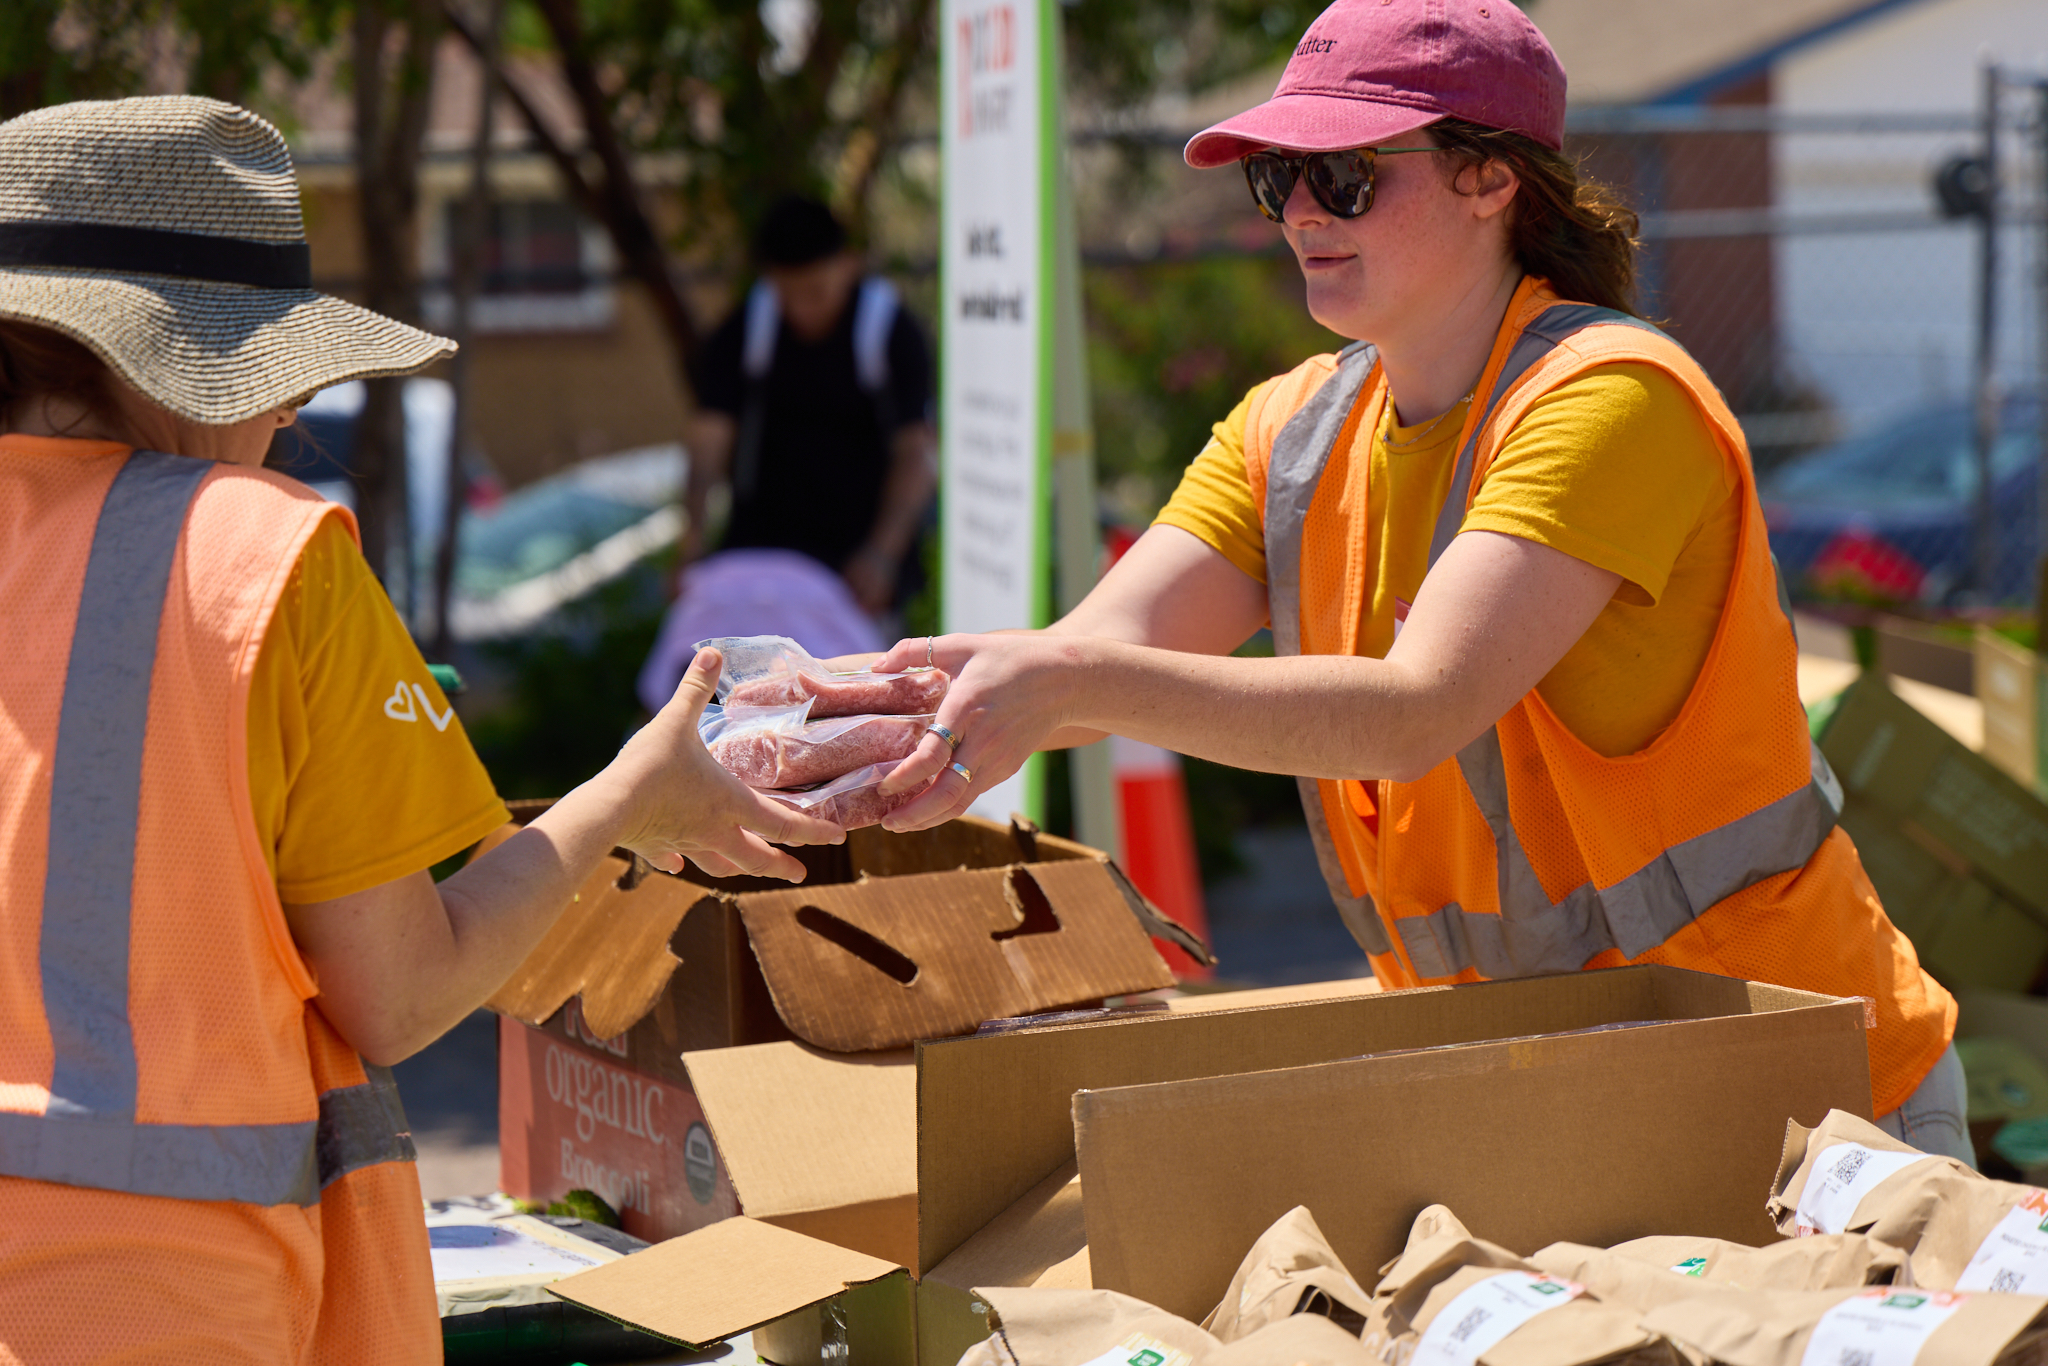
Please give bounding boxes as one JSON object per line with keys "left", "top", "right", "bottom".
{"left": 872, "top": 632, "right": 1083, "bottom": 831}
{"left": 608, "top": 647, "right": 845, "bottom": 879}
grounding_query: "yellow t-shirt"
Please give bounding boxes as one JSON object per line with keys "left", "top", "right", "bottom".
{"left": 249, "top": 514, "right": 510, "bottom": 904}
{"left": 1154, "top": 362, "right": 1740, "bottom": 757}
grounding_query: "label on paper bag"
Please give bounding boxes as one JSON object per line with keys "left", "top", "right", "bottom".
{"left": 1798, "top": 1289, "right": 1965, "bottom": 1366}
{"left": 1671, "top": 1256, "right": 1709, "bottom": 1277}
{"left": 1794, "top": 1144, "right": 1936, "bottom": 1235}
{"left": 1957, "top": 1192, "right": 2048, "bottom": 1294}
{"left": 1412, "top": 1272, "right": 1583, "bottom": 1366}
{"left": 1074, "top": 1334, "right": 1191, "bottom": 1366}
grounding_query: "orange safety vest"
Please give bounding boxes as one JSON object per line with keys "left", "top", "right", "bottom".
{"left": 0, "top": 442, "right": 436, "bottom": 1363}
{"left": 1244, "top": 278, "right": 1954, "bottom": 1114}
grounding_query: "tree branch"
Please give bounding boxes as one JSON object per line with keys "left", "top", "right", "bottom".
{"left": 531, "top": 0, "right": 702, "bottom": 376}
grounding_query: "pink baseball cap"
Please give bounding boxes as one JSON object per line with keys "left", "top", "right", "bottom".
{"left": 1184, "top": 0, "right": 1566, "bottom": 169}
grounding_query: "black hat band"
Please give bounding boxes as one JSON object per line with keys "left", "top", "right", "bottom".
{"left": 0, "top": 220, "right": 311, "bottom": 290}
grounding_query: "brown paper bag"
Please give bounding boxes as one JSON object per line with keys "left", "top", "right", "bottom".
{"left": 965, "top": 1286, "right": 1217, "bottom": 1366}
{"left": 1766, "top": 1109, "right": 1966, "bottom": 1243}
{"left": 1771, "top": 1109, "right": 2048, "bottom": 1291}
{"left": 1202, "top": 1315, "right": 1379, "bottom": 1366}
{"left": 1525, "top": 1244, "right": 1726, "bottom": 1315}
{"left": 1202, "top": 1206, "right": 1375, "bottom": 1343}
{"left": 1372, "top": 1204, "right": 1534, "bottom": 1304}
{"left": 1603, "top": 1233, "right": 1906, "bottom": 1291}
{"left": 1640, "top": 1285, "right": 2048, "bottom": 1366}
{"left": 963, "top": 1283, "right": 1377, "bottom": 1366}
{"left": 1362, "top": 1207, "right": 1670, "bottom": 1366}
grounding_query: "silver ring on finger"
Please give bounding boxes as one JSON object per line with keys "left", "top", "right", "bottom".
{"left": 949, "top": 760, "right": 974, "bottom": 784}
{"left": 926, "top": 722, "right": 962, "bottom": 750}
{"left": 926, "top": 635, "right": 935, "bottom": 667}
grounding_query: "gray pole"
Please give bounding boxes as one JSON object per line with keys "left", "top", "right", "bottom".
{"left": 1972, "top": 62, "right": 2002, "bottom": 600}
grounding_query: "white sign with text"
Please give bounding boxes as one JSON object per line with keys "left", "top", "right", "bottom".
{"left": 941, "top": 0, "right": 1051, "bottom": 821}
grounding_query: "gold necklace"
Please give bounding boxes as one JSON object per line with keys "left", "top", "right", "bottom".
{"left": 1381, "top": 391, "right": 1474, "bottom": 451}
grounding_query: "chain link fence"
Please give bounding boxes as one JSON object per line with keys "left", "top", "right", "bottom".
{"left": 1569, "top": 80, "right": 2047, "bottom": 612}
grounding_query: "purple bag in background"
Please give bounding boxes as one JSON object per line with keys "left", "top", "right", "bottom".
{"left": 638, "top": 549, "right": 884, "bottom": 713}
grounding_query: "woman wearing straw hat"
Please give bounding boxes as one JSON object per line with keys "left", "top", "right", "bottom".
{"left": 0, "top": 96, "right": 839, "bottom": 1363}
{"left": 875, "top": 0, "right": 1966, "bottom": 1159}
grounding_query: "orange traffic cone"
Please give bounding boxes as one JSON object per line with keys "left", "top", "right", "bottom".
{"left": 1112, "top": 735, "right": 1214, "bottom": 981}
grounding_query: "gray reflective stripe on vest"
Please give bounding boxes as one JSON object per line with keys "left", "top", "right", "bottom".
{"left": 1, "top": 450, "right": 413, "bottom": 1207}
{"left": 1262, "top": 342, "right": 1392, "bottom": 958}
{"left": 1397, "top": 728, "right": 1845, "bottom": 980}
{"left": 0, "top": 1110, "right": 319, "bottom": 1205}
{"left": 1269, "top": 305, "right": 1833, "bottom": 976}
{"left": 40, "top": 451, "right": 207, "bottom": 1128}
{"left": 317, "top": 1065, "right": 417, "bottom": 1190}
{"left": 1425, "top": 306, "right": 1665, "bottom": 569}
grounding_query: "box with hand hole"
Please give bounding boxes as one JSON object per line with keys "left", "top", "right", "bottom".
{"left": 480, "top": 809, "right": 1206, "bottom": 1245}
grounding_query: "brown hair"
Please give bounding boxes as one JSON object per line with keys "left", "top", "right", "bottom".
{"left": 1426, "top": 118, "right": 1641, "bottom": 316}
{"left": 0, "top": 320, "right": 117, "bottom": 434}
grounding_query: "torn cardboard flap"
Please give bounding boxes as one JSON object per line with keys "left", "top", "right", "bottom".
{"left": 546, "top": 1215, "right": 902, "bottom": 1349}
{"left": 482, "top": 840, "right": 712, "bottom": 1040}
{"left": 740, "top": 859, "right": 1175, "bottom": 1052}
{"left": 683, "top": 1041, "right": 917, "bottom": 1265}
{"left": 477, "top": 811, "right": 1193, "bottom": 1051}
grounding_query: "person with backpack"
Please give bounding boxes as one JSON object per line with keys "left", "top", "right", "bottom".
{"left": 869, "top": 0, "right": 1965, "bottom": 1162}
{"left": 681, "top": 195, "right": 937, "bottom": 619}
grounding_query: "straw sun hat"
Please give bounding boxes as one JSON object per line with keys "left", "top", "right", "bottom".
{"left": 0, "top": 95, "right": 453, "bottom": 425}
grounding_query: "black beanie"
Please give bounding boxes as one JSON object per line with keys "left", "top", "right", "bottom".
{"left": 754, "top": 195, "right": 848, "bottom": 267}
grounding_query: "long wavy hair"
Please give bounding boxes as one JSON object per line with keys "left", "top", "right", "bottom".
{"left": 1427, "top": 117, "right": 1642, "bottom": 316}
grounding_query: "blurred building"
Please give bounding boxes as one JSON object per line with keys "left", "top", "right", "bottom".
{"left": 1541, "top": 0, "right": 2048, "bottom": 464}
{"left": 280, "top": 42, "right": 707, "bottom": 489}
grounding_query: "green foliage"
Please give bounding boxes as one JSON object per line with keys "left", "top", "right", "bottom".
{"left": 1086, "top": 253, "right": 1344, "bottom": 518}
{"left": 2, "top": 0, "right": 157, "bottom": 116}
{"left": 538, "top": 0, "right": 937, "bottom": 249}
{"left": 1061, "top": 0, "right": 1326, "bottom": 109}
{"left": 465, "top": 574, "right": 665, "bottom": 800}
{"left": 546, "top": 1188, "right": 623, "bottom": 1227}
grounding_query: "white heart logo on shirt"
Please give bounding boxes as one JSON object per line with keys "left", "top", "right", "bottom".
{"left": 383, "top": 681, "right": 418, "bottom": 722}
{"left": 412, "top": 683, "right": 454, "bottom": 733}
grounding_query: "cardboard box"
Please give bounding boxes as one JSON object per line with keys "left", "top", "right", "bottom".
{"left": 489, "top": 813, "right": 1198, "bottom": 1243}
{"left": 496, "top": 1011, "right": 742, "bottom": 1244}
{"left": 1072, "top": 971, "right": 1871, "bottom": 1321}
{"left": 1876, "top": 613, "right": 1976, "bottom": 695}
{"left": 545, "top": 965, "right": 1869, "bottom": 1360}
{"left": 484, "top": 812, "right": 1194, "bottom": 1062}
{"left": 1819, "top": 672, "right": 2048, "bottom": 992}
{"left": 1977, "top": 626, "right": 2044, "bottom": 795}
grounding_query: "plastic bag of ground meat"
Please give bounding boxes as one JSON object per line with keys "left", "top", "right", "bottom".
{"left": 764, "top": 761, "right": 934, "bottom": 831}
{"left": 697, "top": 634, "right": 949, "bottom": 718}
{"left": 701, "top": 703, "right": 932, "bottom": 791}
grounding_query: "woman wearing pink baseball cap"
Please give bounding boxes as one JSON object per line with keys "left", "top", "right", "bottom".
{"left": 876, "top": 0, "right": 1961, "bottom": 1155}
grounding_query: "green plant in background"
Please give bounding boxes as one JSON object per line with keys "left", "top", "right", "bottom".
{"left": 1086, "top": 254, "right": 1345, "bottom": 519}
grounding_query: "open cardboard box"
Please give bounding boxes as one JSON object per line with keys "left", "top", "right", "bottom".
{"left": 545, "top": 965, "right": 1871, "bottom": 1363}
{"left": 485, "top": 810, "right": 1208, "bottom": 1242}
{"left": 483, "top": 808, "right": 1204, "bottom": 1060}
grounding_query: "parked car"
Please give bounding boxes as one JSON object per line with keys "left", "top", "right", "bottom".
{"left": 1761, "top": 397, "right": 2042, "bottom": 606}
{"left": 269, "top": 380, "right": 684, "bottom": 639}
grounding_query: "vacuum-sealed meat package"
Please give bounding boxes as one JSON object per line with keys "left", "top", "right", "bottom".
{"left": 764, "top": 761, "right": 933, "bottom": 830}
{"left": 702, "top": 703, "right": 931, "bottom": 791}
{"left": 698, "top": 634, "right": 949, "bottom": 718}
